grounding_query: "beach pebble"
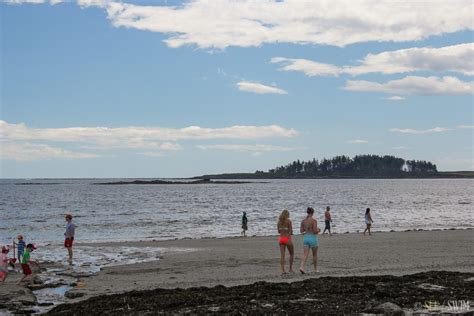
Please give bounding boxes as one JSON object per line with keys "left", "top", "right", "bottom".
{"left": 372, "top": 302, "right": 402, "bottom": 313}
{"left": 417, "top": 283, "right": 446, "bottom": 291}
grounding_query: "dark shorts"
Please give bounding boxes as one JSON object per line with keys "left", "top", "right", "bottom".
{"left": 64, "top": 237, "right": 74, "bottom": 248}
{"left": 21, "top": 264, "right": 32, "bottom": 275}
{"left": 325, "top": 220, "right": 331, "bottom": 229}
{"left": 242, "top": 224, "right": 248, "bottom": 231}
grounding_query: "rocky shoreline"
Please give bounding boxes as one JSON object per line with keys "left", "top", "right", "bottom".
{"left": 47, "top": 271, "right": 473, "bottom": 315}
{"left": 92, "top": 178, "right": 260, "bottom": 185}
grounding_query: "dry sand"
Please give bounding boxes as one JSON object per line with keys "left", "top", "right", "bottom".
{"left": 66, "top": 229, "right": 473, "bottom": 300}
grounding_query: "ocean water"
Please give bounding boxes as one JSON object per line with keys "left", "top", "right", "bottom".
{"left": 1, "top": 178, "right": 473, "bottom": 246}
{"left": 0, "top": 178, "right": 473, "bottom": 311}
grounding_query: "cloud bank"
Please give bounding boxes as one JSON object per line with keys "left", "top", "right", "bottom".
{"left": 389, "top": 127, "right": 451, "bottom": 134}
{"left": 271, "top": 43, "right": 474, "bottom": 77}
{"left": 0, "top": 121, "right": 298, "bottom": 160}
{"left": 197, "top": 144, "right": 296, "bottom": 152}
{"left": 0, "top": 141, "right": 99, "bottom": 161}
{"left": 344, "top": 76, "right": 474, "bottom": 95}
{"left": 6, "top": 0, "right": 473, "bottom": 49}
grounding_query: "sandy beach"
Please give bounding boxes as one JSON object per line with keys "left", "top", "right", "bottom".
{"left": 1, "top": 229, "right": 473, "bottom": 314}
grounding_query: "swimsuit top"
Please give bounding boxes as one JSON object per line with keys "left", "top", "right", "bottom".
{"left": 278, "top": 220, "right": 291, "bottom": 234}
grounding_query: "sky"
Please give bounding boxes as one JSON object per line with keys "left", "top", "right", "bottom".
{"left": 1, "top": 0, "right": 473, "bottom": 178}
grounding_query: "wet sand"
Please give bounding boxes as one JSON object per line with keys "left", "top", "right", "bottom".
{"left": 2, "top": 229, "right": 473, "bottom": 313}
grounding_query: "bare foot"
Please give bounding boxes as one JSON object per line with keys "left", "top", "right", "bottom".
{"left": 299, "top": 268, "right": 305, "bottom": 274}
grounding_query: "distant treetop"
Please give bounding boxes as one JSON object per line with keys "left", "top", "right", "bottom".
{"left": 264, "top": 155, "right": 437, "bottom": 177}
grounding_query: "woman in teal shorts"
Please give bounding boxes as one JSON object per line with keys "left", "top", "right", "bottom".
{"left": 299, "top": 207, "right": 320, "bottom": 274}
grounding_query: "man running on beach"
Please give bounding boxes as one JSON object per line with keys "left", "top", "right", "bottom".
{"left": 323, "top": 206, "right": 332, "bottom": 236}
{"left": 64, "top": 214, "right": 76, "bottom": 264}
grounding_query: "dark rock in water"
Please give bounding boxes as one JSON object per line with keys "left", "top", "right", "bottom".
{"left": 28, "top": 281, "right": 69, "bottom": 291}
{"left": 45, "top": 271, "right": 474, "bottom": 315}
{"left": 64, "top": 291, "right": 85, "bottom": 299}
{"left": 32, "top": 275, "right": 44, "bottom": 285}
{"left": 14, "top": 309, "right": 38, "bottom": 314}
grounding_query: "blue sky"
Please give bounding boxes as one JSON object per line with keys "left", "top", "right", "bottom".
{"left": 1, "top": 0, "right": 473, "bottom": 178}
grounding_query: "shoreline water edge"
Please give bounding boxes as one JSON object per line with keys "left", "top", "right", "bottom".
{"left": 1, "top": 229, "right": 473, "bottom": 314}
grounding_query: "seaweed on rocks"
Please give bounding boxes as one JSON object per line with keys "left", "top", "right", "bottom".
{"left": 47, "top": 271, "right": 473, "bottom": 315}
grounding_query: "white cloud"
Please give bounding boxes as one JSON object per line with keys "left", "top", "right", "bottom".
{"left": 236, "top": 81, "right": 287, "bottom": 95}
{"left": 390, "top": 127, "right": 451, "bottom": 134}
{"left": 270, "top": 57, "right": 342, "bottom": 77}
{"left": 196, "top": 144, "right": 296, "bottom": 152}
{"left": 4, "top": 0, "right": 63, "bottom": 4}
{"left": 137, "top": 151, "right": 165, "bottom": 158}
{"left": 0, "top": 120, "right": 297, "bottom": 146}
{"left": 10, "top": 0, "right": 472, "bottom": 49}
{"left": 77, "top": 0, "right": 110, "bottom": 7}
{"left": 392, "top": 146, "right": 408, "bottom": 150}
{"left": 104, "top": 1, "right": 474, "bottom": 49}
{"left": 272, "top": 43, "right": 474, "bottom": 77}
{"left": 0, "top": 141, "right": 98, "bottom": 161}
{"left": 347, "top": 139, "right": 368, "bottom": 144}
{"left": 457, "top": 125, "right": 474, "bottom": 129}
{"left": 0, "top": 121, "right": 298, "bottom": 161}
{"left": 344, "top": 76, "right": 474, "bottom": 95}
{"left": 383, "top": 96, "right": 405, "bottom": 101}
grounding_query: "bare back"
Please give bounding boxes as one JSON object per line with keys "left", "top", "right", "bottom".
{"left": 300, "top": 217, "right": 317, "bottom": 234}
{"left": 278, "top": 219, "right": 293, "bottom": 237}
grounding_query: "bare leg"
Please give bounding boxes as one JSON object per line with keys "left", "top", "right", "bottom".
{"left": 67, "top": 247, "right": 73, "bottom": 264}
{"left": 299, "top": 246, "right": 309, "bottom": 273}
{"left": 363, "top": 225, "right": 368, "bottom": 235}
{"left": 16, "top": 274, "right": 30, "bottom": 284}
{"left": 287, "top": 242, "right": 294, "bottom": 273}
{"left": 368, "top": 224, "right": 372, "bottom": 236}
{"left": 279, "top": 244, "right": 286, "bottom": 273}
{"left": 312, "top": 247, "right": 319, "bottom": 272}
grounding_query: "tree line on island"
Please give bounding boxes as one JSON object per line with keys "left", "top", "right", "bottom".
{"left": 196, "top": 155, "right": 446, "bottom": 179}
{"left": 261, "top": 155, "right": 437, "bottom": 177}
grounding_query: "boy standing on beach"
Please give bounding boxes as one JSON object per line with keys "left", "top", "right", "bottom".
{"left": 64, "top": 214, "right": 76, "bottom": 264}
{"left": 17, "top": 243, "right": 38, "bottom": 284}
{"left": 14, "top": 235, "right": 26, "bottom": 263}
{"left": 241, "top": 212, "right": 248, "bottom": 237}
{"left": 323, "top": 207, "right": 333, "bottom": 236}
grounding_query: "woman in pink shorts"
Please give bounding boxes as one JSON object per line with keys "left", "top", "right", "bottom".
{"left": 277, "top": 209, "right": 294, "bottom": 274}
